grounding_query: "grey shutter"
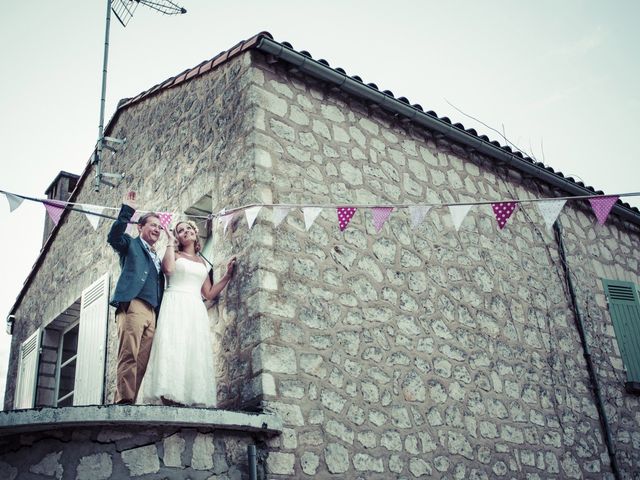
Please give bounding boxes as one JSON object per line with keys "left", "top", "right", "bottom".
{"left": 602, "top": 279, "right": 640, "bottom": 391}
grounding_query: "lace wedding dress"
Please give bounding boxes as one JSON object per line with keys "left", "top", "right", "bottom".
{"left": 141, "top": 257, "right": 216, "bottom": 407}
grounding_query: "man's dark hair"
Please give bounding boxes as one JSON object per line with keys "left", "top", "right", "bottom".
{"left": 138, "top": 212, "right": 160, "bottom": 226}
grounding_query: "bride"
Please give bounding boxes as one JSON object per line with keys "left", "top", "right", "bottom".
{"left": 141, "top": 220, "right": 236, "bottom": 407}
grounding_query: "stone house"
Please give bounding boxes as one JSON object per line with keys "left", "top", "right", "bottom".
{"left": 1, "top": 31, "right": 640, "bottom": 479}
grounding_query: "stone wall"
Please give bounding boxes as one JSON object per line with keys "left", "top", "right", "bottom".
{"left": 4, "top": 43, "right": 640, "bottom": 479}
{"left": 236, "top": 54, "right": 640, "bottom": 478}
{"left": 0, "top": 425, "right": 257, "bottom": 479}
{"left": 558, "top": 206, "right": 640, "bottom": 474}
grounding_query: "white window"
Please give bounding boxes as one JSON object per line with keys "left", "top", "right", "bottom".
{"left": 55, "top": 322, "right": 79, "bottom": 406}
{"left": 23, "top": 273, "right": 110, "bottom": 409}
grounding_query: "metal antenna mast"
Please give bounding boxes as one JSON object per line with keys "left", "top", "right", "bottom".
{"left": 93, "top": 0, "right": 187, "bottom": 190}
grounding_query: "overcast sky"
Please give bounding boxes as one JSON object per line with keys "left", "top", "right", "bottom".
{"left": 0, "top": 0, "right": 638, "bottom": 406}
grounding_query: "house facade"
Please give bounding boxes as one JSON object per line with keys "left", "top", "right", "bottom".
{"left": 1, "top": 32, "right": 639, "bottom": 478}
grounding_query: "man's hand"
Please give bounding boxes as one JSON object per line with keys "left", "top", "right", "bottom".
{"left": 123, "top": 191, "right": 137, "bottom": 209}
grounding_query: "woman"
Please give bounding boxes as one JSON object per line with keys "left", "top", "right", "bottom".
{"left": 141, "top": 220, "right": 236, "bottom": 407}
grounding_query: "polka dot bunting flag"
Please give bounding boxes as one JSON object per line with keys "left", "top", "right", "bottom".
{"left": 372, "top": 207, "right": 394, "bottom": 233}
{"left": 588, "top": 196, "right": 619, "bottom": 225}
{"left": 336, "top": 207, "right": 357, "bottom": 231}
{"left": 491, "top": 202, "right": 518, "bottom": 230}
{"left": 157, "top": 212, "right": 173, "bottom": 229}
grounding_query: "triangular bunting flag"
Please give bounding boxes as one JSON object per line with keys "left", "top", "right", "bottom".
{"left": 219, "top": 211, "right": 235, "bottom": 235}
{"left": 408, "top": 205, "right": 431, "bottom": 229}
{"left": 126, "top": 211, "right": 141, "bottom": 236}
{"left": 4, "top": 192, "right": 24, "bottom": 212}
{"left": 44, "top": 200, "right": 66, "bottom": 227}
{"left": 536, "top": 200, "right": 566, "bottom": 230}
{"left": 303, "top": 207, "right": 323, "bottom": 231}
{"left": 79, "top": 204, "right": 105, "bottom": 230}
{"left": 448, "top": 204, "right": 472, "bottom": 231}
{"left": 588, "top": 196, "right": 619, "bottom": 225}
{"left": 372, "top": 207, "right": 393, "bottom": 233}
{"left": 491, "top": 202, "right": 518, "bottom": 230}
{"left": 245, "top": 206, "right": 262, "bottom": 230}
{"left": 157, "top": 212, "right": 173, "bottom": 229}
{"left": 337, "top": 206, "right": 357, "bottom": 231}
{"left": 272, "top": 206, "right": 290, "bottom": 227}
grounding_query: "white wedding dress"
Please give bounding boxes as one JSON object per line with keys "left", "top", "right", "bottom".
{"left": 141, "top": 257, "right": 217, "bottom": 407}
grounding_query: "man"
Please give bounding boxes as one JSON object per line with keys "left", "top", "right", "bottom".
{"left": 108, "top": 191, "right": 165, "bottom": 404}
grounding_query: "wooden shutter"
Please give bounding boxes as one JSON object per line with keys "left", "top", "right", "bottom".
{"left": 73, "top": 273, "right": 110, "bottom": 405}
{"left": 602, "top": 279, "right": 640, "bottom": 387}
{"left": 14, "top": 329, "right": 41, "bottom": 409}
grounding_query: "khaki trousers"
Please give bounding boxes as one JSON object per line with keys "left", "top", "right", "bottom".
{"left": 115, "top": 299, "right": 156, "bottom": 404}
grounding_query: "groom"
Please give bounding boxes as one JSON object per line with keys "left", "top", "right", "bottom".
{"left": 108, "top": 191, "right": 165, "bottom": 404}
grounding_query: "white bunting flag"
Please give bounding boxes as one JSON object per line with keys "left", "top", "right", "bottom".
{"left": 219, "top": 212, "right": 235, "bottom": 235}
{"left": 4, "top": 192, "right": 23, "bottom": 212}
{"left": 536, "top": 200, "right": 566, "bottom": 230}
{"left": 272, "top": 206, "right": 290, "bottom": 227}
{"left": 125, "top": 212, "right": 141, "bottom": 236}
{"left": 79, "top": 204, "right": 106, "bottom": 230}
{"left": 448, "top": 204, "right": 472, "bottom": 231}
{"left": 245, "top": 206, "right": 262, "bottom": 230}
{"left": 303, "top": 207, "right": 323, "bottom": 231}
{"left": 408, "top": 205, "right": 431, "bottom": 229}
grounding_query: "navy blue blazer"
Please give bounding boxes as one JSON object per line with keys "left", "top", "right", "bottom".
{"left": 107, "top": 204, "right": 165, "bottom": 309}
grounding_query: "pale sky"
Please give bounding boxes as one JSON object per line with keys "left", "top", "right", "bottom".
{"left": 0, "top": 0, "right": 638, "bottom": 406}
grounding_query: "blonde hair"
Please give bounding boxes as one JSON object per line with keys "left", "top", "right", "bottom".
{"left": 174, "top": 220, "right": 202, "bottom": 253}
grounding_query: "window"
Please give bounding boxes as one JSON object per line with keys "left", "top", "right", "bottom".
{"left": 56, "top": 323, "right": 79, "bottom": 406}
{"left": 602, "top": 279, "right": 640, "bottom": 394}
{"left": 17, "top": 273, "right": 110, "bottom": 409}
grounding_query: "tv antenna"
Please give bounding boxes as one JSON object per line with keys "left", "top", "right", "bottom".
{"left": 93, "top": 0, "right": 187, "bottom": 190}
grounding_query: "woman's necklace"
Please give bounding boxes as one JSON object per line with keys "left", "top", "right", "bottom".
{"left": 181, "top": 251, "right": 198, "bottom": 258}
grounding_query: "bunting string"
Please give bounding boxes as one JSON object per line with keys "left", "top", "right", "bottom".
{"left": 2, "top": 188, "right": 639, "bottom": 234}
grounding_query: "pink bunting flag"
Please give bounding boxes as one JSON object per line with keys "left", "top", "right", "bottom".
{"left": 372, "top": 207, "right": 393, "bottom": 233}
{"left": 491, "top": 202, "right": 518, "bottom": 230}
{"left": 157, "top": 212, "right": 173, "bottom": 229}
{"left": 44, "top": 200, "right": 66, "bottom": 226}
{"left": 336, "top": 207, "right": 357, "bottom": 231}
{"left": 588, "top": 196, "right": 619, "bottom": 225}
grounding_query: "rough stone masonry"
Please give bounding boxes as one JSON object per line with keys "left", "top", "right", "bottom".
{"left": 3, "top": 43, "right": 639, "bottom": 479}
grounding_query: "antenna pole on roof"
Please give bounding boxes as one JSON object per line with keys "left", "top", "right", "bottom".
{"left": 93, "top": 0, "right": 187, "bottom": 191}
